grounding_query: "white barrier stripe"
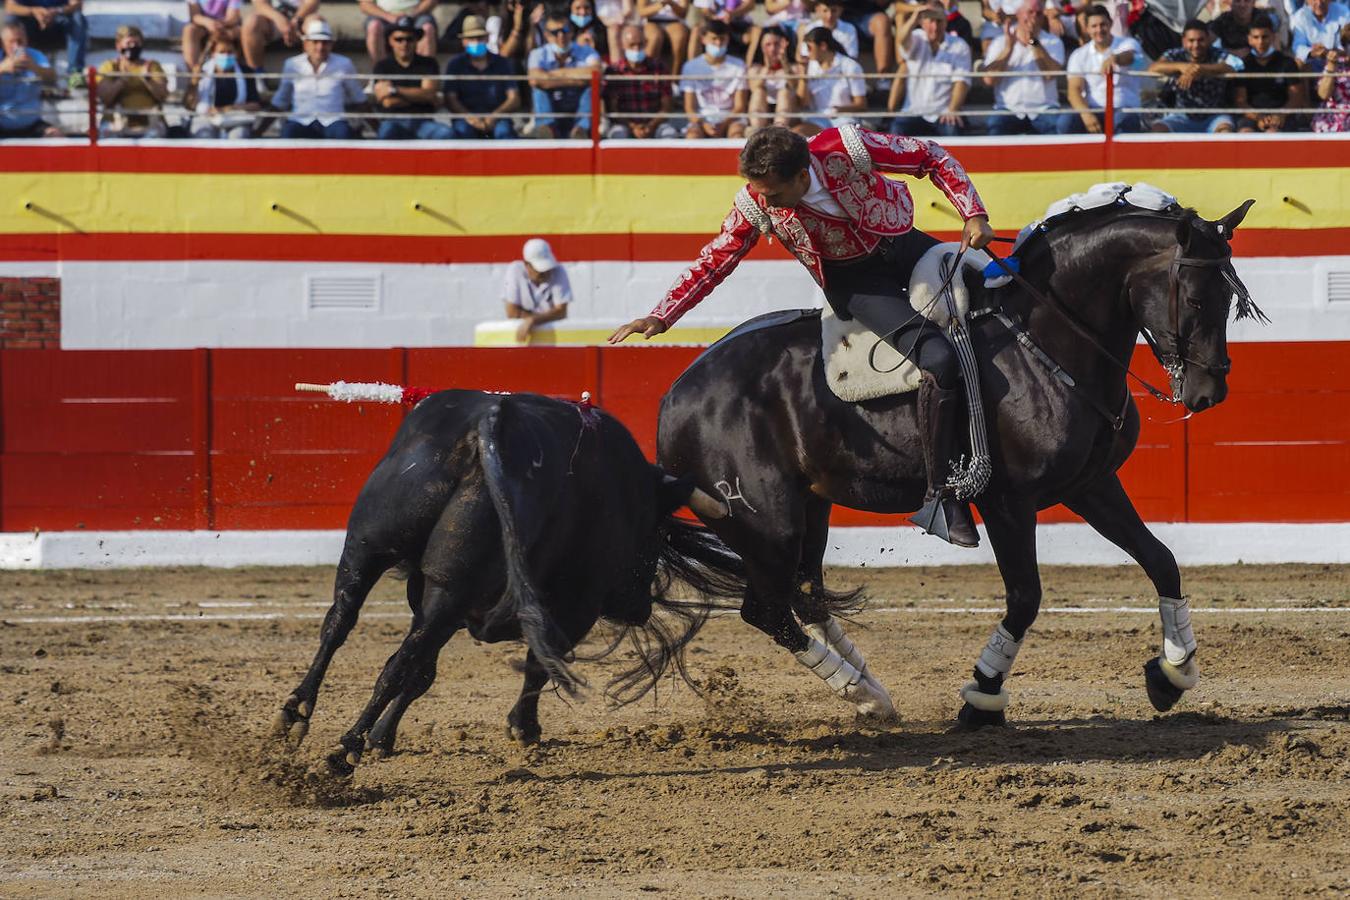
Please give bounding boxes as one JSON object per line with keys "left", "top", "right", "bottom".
{"left": 4, "top": 606, "right": 1349, "bottom": 625}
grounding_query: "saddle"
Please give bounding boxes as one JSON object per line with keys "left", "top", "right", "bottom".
{"left": 821, "top": 242, "right": 991, "bottom": 403}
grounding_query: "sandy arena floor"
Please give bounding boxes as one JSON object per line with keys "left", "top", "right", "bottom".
{"left": 1, "top": 563, "right": 1348, "bottom": 898}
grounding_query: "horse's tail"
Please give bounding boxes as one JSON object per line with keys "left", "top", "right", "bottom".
{"left": 475, "top": 409, "right": 583, "bottom": 696}
{"left": 603, "top": 516, "right": 748, "bottom": 706}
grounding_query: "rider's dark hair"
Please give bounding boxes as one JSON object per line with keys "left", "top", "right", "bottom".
{"left": 738, "top": 126, "right": 810, "bottom": 183}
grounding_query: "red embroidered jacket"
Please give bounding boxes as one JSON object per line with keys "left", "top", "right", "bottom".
{"left": 649, "top": 126, "right": 988, "bottom": 325}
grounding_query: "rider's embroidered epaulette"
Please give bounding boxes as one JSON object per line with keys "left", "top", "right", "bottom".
{"left": 735, "top": 187, "right": 774, "bottom": 236}
{"left": 839, "top": 124, "right": 872, "bottom": 177}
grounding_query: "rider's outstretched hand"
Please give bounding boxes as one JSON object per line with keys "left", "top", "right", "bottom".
{"left": 961, "top": 215, "right": 995, "bottom": 251}
{"left": 607, "top": 316, "right": 668, "bottom": 343}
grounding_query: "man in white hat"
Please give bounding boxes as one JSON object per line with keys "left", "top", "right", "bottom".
{"left": 503, "top": 238, "right": 571, "bottom": 343}
{"left": 272, "top": 17, "right": 367, "bottom": 138}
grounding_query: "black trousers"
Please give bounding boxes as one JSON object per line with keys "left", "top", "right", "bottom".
{"left": 821, "top": 230, "right": 958, "bottom": 389}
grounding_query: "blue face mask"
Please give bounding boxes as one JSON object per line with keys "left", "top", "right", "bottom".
{"left": 465, "top": 40, "right": 488, "bottom": 57}
{"left": 570, "top": 13, "right": 593, "bottom": 27}
{"left": 1252, "top": 42, "right": 1275, "bottom": 58}
{"left": 705, "top": 43, "right": 727, "bottom": 59}
{"left": 547, "top": 41, "right": 569, "bottom": 58}
{"left": 213, "top": 52, "right": 236, "bottom": 70}
{"left": 624, "top": 48, "right": 646, "bottom": 64}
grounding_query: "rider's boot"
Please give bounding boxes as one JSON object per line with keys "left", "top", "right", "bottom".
{"left": 908, "top": 373, "right": 980, "bottom": 548}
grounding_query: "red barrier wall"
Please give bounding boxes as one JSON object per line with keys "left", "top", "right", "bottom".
{"left": 2, "top": 345, "right": 1345, "bottom": 532}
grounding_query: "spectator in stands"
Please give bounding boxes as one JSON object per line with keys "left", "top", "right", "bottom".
{"left": 0, "top": 20, "right": 60, "bottom": 137}
{"left": 981, "top": 0, "right": 1066, "bottom": 135}
{"left": 680, "top": 18, "right": 747, "bottom": 137}
{"left": 978, "top": 0, "right": 1021, "bottom": 55}
{"left": 241, "top": 0, "right": 319, "bottom": 71}
{"left": 183, "top": 0, "right": 243, "bottom": 73}
{"left": 505, "top": 238, "right": 571, "bottom": 343}
{"left": 272, "top": 17, "right": 364, "bottom": 138}
{"left": 1211, "top": 0, "right": 1258, "bottom": 58}
{"left": 445, "top": 14, "right": 521, "bottom": 138}
{"left": 1149, "top": 18, "right": 1243, "bottom": 132}
{"left": 190, "top": 30, "right": 261, "bottom": 138}
{"left": 604, "top": 23, "right": 678, "bottom": 137}
{"left": 563, "top": 0, "right": 611, "bottom": 61}
{"left": 689, "top": 0, "right": 753, "bottom": 63}
{"left": 527, "top": 8, "right": 602, "bottom": 138}
{"left": 361, "top": 0, "right": 439, "bottom": 63}
{"left": 798, "top": 0, "right": 858, "bottom": 59}
{"left": 1060, "top": 3, "right": 1144, "bottom": 133}
{"left": 764, "top": 0, "right": 809, "bottom": 35}
{"left": 746, "top": 23, "right": 800, "bottom": 131}
{"left": 96, "top": 25, "right": 168, "bottom": 137}
{"left": 796, "top": 25, "right": 867, "bottom": 132}
{"left": 596, "top": 0, "right": 629, "bottom": 63}
{"left": 636, "top": 0, "right": 691, "bottom": 68}
{"left": 839, "top": 0, "right": 894, "bottom": 75}
{"left": 888, "top": 6, "right": 972, "bottom": 137}
{"left": 444, "top": 0, "right": 502, "bottom": 54}
{"left": 1292, "top": 0, "right": 1350, "bottom": 62}
{"left": 1235, "top": 12, "right": 1306, "bottom": 131}
{"left": 2, "top": 0, "right": 85, "bottom": 88}
{"left": 373, "top": 15, "right": 452, "bottom": 138}
{"left": 1312, "top": 21, "right": 1350, "bottom": 130}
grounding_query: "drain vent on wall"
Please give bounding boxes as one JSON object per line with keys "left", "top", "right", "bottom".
{"left": 305, "top": 274, "right": 381, "bottom": 311}
{"left": 1326, "top": 270, "right": 1350, "bottom": 305}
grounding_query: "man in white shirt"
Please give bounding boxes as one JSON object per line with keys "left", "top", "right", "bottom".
{"left": 1291, "top": 0, "right": 1350, "bottom": 61}
{"left": 503, "top": 238, "right": 571, "bottom": 343}
{"left": 1059, "top": 3, "right": 1144, "bottom": 133}
{"left": 797, "top": 25, "right": 868, "bottom": 132}
{"left": 797, "top": 0, "right": 859, "bottom": 59}
{"left": 981, "top": 0, "right": 1065, "bottom": 134}
{"left": 271, "top": 18, "right": 366, "bottom": 138}
{"left": 680, "top": 20, "right": 748, "bottom": 138}
{"left": 888, "top": 7, "right": 972, "bottom": 136}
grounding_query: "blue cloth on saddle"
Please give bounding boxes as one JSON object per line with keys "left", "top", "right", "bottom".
{"left": 982, "top": 256, "right": 1018, "bottom": 281}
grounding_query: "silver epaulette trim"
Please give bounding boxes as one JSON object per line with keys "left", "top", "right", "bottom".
{"left": 734, "top": 187, "right": 773, "bottom": 235}
{"left": 839, "top": 124, "right": 872, "bottom": 176}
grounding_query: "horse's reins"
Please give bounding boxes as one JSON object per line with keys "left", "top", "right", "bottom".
{"left": 865, "top": 244, "right": 969, "bottom": 376}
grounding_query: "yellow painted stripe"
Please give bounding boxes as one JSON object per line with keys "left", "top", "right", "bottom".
{"left": 3, "top": 168, "right": 1346, "bottom": 236}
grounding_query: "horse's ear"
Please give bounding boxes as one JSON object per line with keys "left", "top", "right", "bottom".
{"left": 1216, "top": 199, "right": 1256, "bottom": 241}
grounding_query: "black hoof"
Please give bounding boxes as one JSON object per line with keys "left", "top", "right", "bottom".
{"left": 1143, "top": 657, "right": 1186, "bottom": 712}
{"left": 507, "top": 722, "right": 541, "bottom": 746}
{"left": 325, "top": 749, "right": 356, "bottom": 776}
{"left": 954, "top": 702, "right": 1007, "bottom": 731}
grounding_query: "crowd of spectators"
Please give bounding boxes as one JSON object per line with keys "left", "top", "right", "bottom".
{"left": 1, "top": 0, "right": 1348, "bottom": 138}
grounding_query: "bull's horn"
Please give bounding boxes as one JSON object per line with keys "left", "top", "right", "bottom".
{"left": 688, "top": 487, "right": 728, "bottom": 520}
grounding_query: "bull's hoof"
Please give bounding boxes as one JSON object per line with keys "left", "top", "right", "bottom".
{"left": 1143, "top": 657, "right": 1188, "bottom": 712}
{"left": 507, "top": 723, "right": 541, "bottom": 746}
{"left": 325, "top": 744, "right": 359, "bottom": 776}
{"left": 954, "top": 702, "right": 1007, "bottom": 731}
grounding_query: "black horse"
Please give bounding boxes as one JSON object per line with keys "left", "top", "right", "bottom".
{"left": 658, "top": 199, "right": 1265, "bottom": 727}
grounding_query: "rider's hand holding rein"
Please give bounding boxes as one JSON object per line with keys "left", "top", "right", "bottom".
{"left": 962, "top": 215, "right": 995, "bottom": 251}
{"left": 608, "top": 316, "right": 668, "bottom": 343}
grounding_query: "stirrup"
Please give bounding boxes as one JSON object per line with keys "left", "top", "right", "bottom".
{"left": 909, "top": 495, "right": 979, "bottom": 548}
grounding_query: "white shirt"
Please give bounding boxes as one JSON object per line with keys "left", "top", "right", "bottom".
{"left": 899, "top": 32, "right": 972, "bottom": 121}
{"left": 1291, "top": 1, "right": 1350, "bottom": 61}
{"left": 801, "top": 167, "right": 846, "bottom": 218}
{"left": 1066, "top": 35, "right": 1143, "bottom": 111}
{"left": 804, "top": 54, "right": 867, "bottom": 124}
{"left": 798, "top": 18, "right": 860, "bottom": 59}
{"left": 983, "top": 31, "right": 1065, "bottom": 115}
{"left": 272, "top": 53, "right": 365, "bottom": 126}
{"left": 678, "top": 55, "right": 748, "bottom": 123}
{"left": 503, "top": 260, "right": 572, "bottom": 313}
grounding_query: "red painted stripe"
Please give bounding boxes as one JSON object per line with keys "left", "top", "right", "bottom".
{"left": 0, "top": 227, "right": 1342, "bottom": 263}
{"left": 4, "top": 139, "right": 1348, "bottom": 178}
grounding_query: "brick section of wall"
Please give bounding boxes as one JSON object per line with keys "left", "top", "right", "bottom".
{"left": 0, "top": 278, "right": 61, "bottom": 349}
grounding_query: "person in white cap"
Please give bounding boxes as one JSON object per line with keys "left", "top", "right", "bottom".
{"left": 503, "top": 238, "right": 572, "bottom": 343}
{"left": 271, "top": 16, "right": 367, "bottom": 138}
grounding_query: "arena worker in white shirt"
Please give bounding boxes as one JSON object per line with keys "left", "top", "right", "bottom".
{"left": 1059, "top": 3, "right": 1145, "bottom": 133}
{"left": 887, "top": 6, "right": 972, "bottom": 137}
{"left": 503, "top": 238, "right": 572, "bottom": 343}
{"left": 981, "top": 0, "right": 1066, "bottom": 135}
{"left": 271, "top": 18, "right": 367, "bottom": 139}
{"left": 680, "top": 19, "right": 748, "bottom": 138}
{"left": 795, "top": 26, "right": 868, "bottom": 133}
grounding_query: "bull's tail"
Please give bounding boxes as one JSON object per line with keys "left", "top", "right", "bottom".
{"left": 604, "top": 516, "right": 749, "bottom": 705}
{"left": 476, "top": 411, "right": 583, "bottom": 696}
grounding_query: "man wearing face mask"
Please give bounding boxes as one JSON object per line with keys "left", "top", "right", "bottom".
{"left": 96, "top": 25, "right": 168, "bottom": 138}
{"left": 445, "top": 14, "right": 522, "bottom": 138}
{"left": 680, "top": 18, "right": 747, "bottom": 138}
{"left": 526, "top": 9, "right": 602, "bottom": 138}
{"left": 603, "top": 23, "right": 677, "bottom": 137}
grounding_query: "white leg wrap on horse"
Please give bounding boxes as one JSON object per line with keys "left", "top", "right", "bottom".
{"left": 805, "top": 618, "right": 897, "bottom": 716}
{"left": 1158, "top": 596, "right": 1197, "bottom": 665}
{"left": 974, "top": 624, "right": 1022, "bottom": 680}
{"left": 1159, "top": 655, "right": 1200, "bottom": 690}
{"left": 960, "top": 680, "right": 1010, "bottom": 712}
{"left": 794, "top": 639, "right": 894, "bottom": 717}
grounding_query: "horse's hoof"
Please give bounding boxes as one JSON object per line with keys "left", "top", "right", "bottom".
{"left": 270, "top": 708, "right": 291, "bottom": 740}
{"left": 1143, "top": 657, "right": 1187, "bottom": 712}
{"left": 287, "top": 718, "right": 310, "bottom": 748}
{"left": 326, "top": 744, "right": 358, "bottom": 776}
{"left": 507, "top": 723, "right": 540, "bottom": 746}
{"left": 954, "top": 702, "right": 1007, "bottom": 731}
{"left": 366, "top": 746, "right": 389, "bottom": 762}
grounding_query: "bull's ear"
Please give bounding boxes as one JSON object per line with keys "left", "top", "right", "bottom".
{"left": 655, "top": 468, "right": 695, "bottom": 516}
{"left": 1216, "top": 199, "right": 1256, "bottom": 240}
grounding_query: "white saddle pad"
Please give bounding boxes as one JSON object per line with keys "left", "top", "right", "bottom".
{"left": 822, "top": 242, "right": 990, "bottom": 403}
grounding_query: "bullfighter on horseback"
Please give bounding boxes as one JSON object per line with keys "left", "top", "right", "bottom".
{"left": 609, "top": 124, "right": 995, "bottom": 547}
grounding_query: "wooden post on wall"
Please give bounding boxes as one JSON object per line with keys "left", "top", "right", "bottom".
{"left": 192, "top": 348, "right": 214, "bottom": 530}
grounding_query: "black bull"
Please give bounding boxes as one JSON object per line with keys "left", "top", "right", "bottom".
{"left": 658, "top": 201, "right": 1265, "bottom": 727}
{"left": 273, "top": 390, "right": 746, "bottom": 774}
